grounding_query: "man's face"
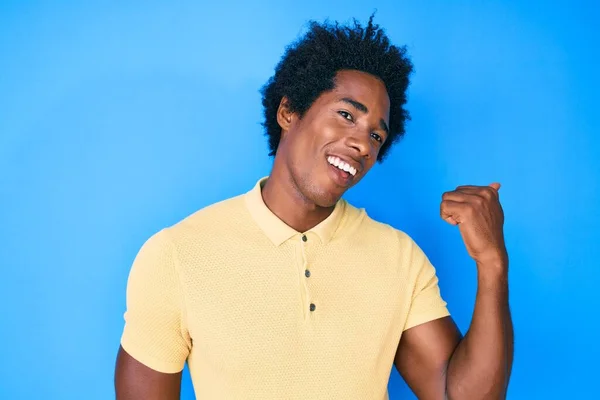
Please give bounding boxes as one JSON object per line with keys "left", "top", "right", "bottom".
{"left": 276, "top": 69, "right": 391, "bottom": 207}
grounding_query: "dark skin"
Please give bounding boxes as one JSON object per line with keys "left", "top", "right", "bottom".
{"left": 261, "top": 69, "right": 391, "bottom": 231}
{"left": 115, "top": 347, "right": 182, "bottom": 400}
{"left": 115, "top": 69, "right": 513, "bottom": 399}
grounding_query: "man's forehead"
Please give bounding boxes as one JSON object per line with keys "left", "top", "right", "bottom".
{"left": 331, "top": 80, "right": 390, "bottom": 114}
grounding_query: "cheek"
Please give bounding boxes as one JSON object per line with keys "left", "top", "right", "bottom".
{"left": 305, "top": 121, "right": 337, "bottom": 151}
{"left": 320, "top": 113, "right": 346, "bottom": 136}
{"left": 288, "top": 128, "right": 321, "bottom": 168}
{"left": 371, "top": 144, "right": 382, "bottom": 159}
{"left": 362, "top": 159, "right": 377, "bottom": 175}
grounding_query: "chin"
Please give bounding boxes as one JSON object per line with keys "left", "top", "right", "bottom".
{"left": 305, "top": 182, "right": 345, "bottom": 208}
{"left": 313, "top": 193, "right": 340, "bottom": 208}
{"left": 293, "top": 168, "right": 348, "bottom": 208}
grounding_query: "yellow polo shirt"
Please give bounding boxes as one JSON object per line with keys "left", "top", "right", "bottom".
{"left": 120, "top": 177, "right": 450, "bottom": 399}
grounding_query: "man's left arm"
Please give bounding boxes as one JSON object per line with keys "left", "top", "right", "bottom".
{"left": 395, "top": 183, "right": 514, "bottom": 400}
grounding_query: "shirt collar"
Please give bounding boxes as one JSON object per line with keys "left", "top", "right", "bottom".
{"left": 244, "top": 176, "right": 347, "bottom": 246}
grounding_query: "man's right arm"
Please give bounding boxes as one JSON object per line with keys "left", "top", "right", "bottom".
{"left": 115, "top": 346, "right": 182, "bottom": 400}
{"left": 114, "top": 229, "right": 191, "bottom": 399}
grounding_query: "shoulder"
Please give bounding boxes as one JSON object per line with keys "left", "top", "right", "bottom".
{"left": 343, "top": 202, "right": 427, "bottom": 267}
{"left": 131, "top": 193, "right": 245, "bottom": 253}
{"left": 164, "top": 192, "right": 248, "bottom": 239}
{"left": 346, "top": 202, "right": 415, "bottom": 247}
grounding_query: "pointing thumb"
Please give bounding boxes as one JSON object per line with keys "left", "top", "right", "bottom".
{"left": 489, "top": 182, "right": 501, "bottom": 191}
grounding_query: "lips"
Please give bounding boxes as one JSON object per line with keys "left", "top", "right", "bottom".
{"left": 326, "top": 155, "right": 361, "bottom": 175}
{"left": 327, "top": 155, "right": 357, "bottom": 176}
{"left": 326, "top": 154, "right": 361, "bottom": 187}
{"left": 327, "top": 163, "right": 352, "bottom": 186}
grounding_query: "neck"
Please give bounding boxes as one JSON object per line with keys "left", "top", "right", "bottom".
{"left": 261, "top": 164, "right": 335, "bottom": 233}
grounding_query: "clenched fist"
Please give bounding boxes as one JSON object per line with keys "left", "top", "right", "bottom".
{"left": 441, "top": 183, "right": 507, "bottom": 267}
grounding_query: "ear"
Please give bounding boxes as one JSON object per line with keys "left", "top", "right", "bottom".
{"left": 276, "top": 96, "right": 294, "bottom": 133}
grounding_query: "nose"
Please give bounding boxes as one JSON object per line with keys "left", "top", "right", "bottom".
{"left": 345, "top": 132, "right": 371, "bottom": 159}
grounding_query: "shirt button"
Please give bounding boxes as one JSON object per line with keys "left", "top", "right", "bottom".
{"left": 310, "top": 303, "right": 316, "bottom": 312}
{"left": 302, "top": 234, "right": 307, "bottom": 242}
{"left": 305, "top": 269, "right": 311, "bottom": 278}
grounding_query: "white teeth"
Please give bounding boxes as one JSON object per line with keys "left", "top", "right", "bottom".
{"left": 327, "top": 156, "right": 357, "bottom": 176}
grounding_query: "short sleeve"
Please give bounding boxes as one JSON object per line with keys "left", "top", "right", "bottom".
{"left": 403, "top": 238, "right": 450, "bottom": 331}
{"left": 120, "top": 229, "right": 191, "bottom": 373}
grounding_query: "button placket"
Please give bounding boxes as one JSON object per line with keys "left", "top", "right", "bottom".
{"left": 299, "top": 233, "right": 314, "bottom": 318}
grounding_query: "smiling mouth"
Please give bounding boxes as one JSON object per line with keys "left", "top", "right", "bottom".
{"left": 327, "top": 156, "right": 357, "bottom": 176}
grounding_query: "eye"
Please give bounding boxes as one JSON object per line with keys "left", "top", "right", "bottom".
{"left": 371, "top": 132, "right": 383, "bottom": 143}
{"left": 338, "top": 110, "right": 354, "bottom": 122}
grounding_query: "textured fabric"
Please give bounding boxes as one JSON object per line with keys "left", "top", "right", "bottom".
{"left": 120, "top": 177, "right": 450, "bottom": 399}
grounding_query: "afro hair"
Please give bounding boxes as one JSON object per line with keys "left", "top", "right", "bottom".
{"left": 260, "top": 15, "right": 414, "bottom": 162}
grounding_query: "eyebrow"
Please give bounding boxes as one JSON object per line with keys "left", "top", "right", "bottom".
{"left": 340, "top": 97, "right": 389, "bottom": 136}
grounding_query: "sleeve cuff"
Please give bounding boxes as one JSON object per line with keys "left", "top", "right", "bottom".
{"left": 403, "top": 306, "right": 451, "bottom": 331}
{"left": 120, "top": 335, "right": 186, "bottom": 374}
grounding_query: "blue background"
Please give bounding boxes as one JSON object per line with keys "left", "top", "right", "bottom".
{"left": 1, "top": 1, "right": 598, "bottom": 398}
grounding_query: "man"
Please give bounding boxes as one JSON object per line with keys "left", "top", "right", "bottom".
{"left": 115, "top": 16, "right": 513, "bottom": 400}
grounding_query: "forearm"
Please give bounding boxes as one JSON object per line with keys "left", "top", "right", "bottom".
{"left": 446, "top": 260, "right": 514, "bottom": 399}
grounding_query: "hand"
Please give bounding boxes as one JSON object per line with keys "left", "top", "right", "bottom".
{"left": 440, "top": 183, "right": 507, "bottom": 267}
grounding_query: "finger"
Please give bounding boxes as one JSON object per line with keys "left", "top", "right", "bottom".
{"left": 442, "top": 190, "right": 468, "bottom": 202}
{"left": 488, "top": 182, "right": 502, "bottom": 197}
{"left": 440, "top": 199, "right": 468, "bottom": 225}
{"left": 456, "top": 183, "right": 501, "bottom": 195}
{"left": 443, "top": 190, "right": 487, "bottom": 205}
{"left": 455, "top": 186, "right": 499, "bottom": 201}
{"left": 456, "top": 183, "right": 500, "bottom": 191}
{"left": 489, "top": 182, "right": 501, "bottom": 192}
